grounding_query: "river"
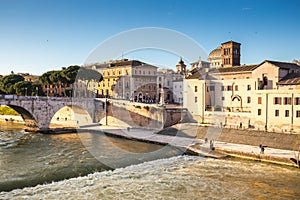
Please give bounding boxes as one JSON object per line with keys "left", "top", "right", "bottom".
{"left": 0, "top": 122, "right": 300, "bottom": 199}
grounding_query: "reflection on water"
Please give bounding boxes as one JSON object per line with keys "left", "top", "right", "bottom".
{"left": 0, "top": 122, "right": 181, "bottom": 192}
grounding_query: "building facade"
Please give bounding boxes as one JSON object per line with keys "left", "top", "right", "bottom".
{"left": 157, "top": 68, "right": 185, "bottom": 103}
{"left": 184, "top": 40, "right": 300, "bottom": 133}
{"left": 87, "top": 59, "right": 158, "bottom": 102}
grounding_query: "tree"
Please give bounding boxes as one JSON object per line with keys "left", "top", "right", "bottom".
{"left": 32, "top": 82, "right": 44, "bottom": 96}
{"left": 61, "top": 65, "right": 80, "bottom": 84}
{"left": 76, "top": 67, "right": 103, "bottom": 82}
{"left": 0, "top": 74, "right": 24, "bottom": 94}
{"left": 39, "top": 70, "right": 58, "bottom": 85}
{"left": 14, "top": 81, "right": 33, "bottom": 96}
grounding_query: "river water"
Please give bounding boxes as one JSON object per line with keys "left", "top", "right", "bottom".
{"left": 0, "top": 122, "right": 300, "bottom": 199}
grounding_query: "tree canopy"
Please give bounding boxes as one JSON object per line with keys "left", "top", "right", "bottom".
{"left": 40, "top": 65, "right": 103, "bottom": 85}
{"left": 0, "top": 74, "right": 24, "bottom": 94}
{"left": 76, "top": 67, "right": 103, "bottom": 82}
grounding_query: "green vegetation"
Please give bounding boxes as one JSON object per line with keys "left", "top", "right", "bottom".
{"left": 39, "top": 65, "right": 102, "bottom": 85}
{"left": 0, "top": 74, "right": 24, "bottom": 94}
{"left": 0, "top": 65, "right": 102, "bottom": 97}
{"left": 0, "top": 106, "right": 19, "bottom": 116}
{"left": 0, "top": 74, "right": 44, "bottom": 96}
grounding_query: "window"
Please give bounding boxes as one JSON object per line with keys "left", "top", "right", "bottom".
{"left": 258, "top": 109, "right": 262, "bottom": 116}
{"left": 297, "top": 110, "right": 300, "bottom": 118}
{"left": 227, "top": 85, "right": 232, "bottom": 91}
{"left": 285, "top": 110, "right": 289, "bottom": 117}
{"left": 284, "top": 97, "right": 292, "bottom": 105}
{"left": 247, "top": 97, "right": 251, "bottom": 103}
{"left": 247, "top": 85, "right": 251, "bottom": 90}
{"left": 221, "top": 86, "right": 224, "bottom": 91}
{"left": 295, "top": 97, "right": 300, "bottom": 105}
{"left": 274, "top": 97, "right": 282, "bottom": 105}
{"left": 275, "top": 110, "right": 279, "bottom": 117}
{"left": 258, "top": 97, "right": 262, "bottom": 104}
{"left": 235, "top": 85, "right": 238, "bottom": 91}
{"left": 195, "top": 86, "right": 198, "bottom": 92}
{"left": 222, "top": 97, "right": 225, "bottom": 101}
{"left": 209, "top": 85, "right": 215, "bottom": 91}
{"left": 195, "top": 97, "right": 198, "bottom": 103}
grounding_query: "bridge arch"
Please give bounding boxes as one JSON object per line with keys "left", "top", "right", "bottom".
{"left": 50, "top": 105, "right": 93, "bottom": 128}
{"left": 6, "top": 105, "right": 38, "bottom": 129}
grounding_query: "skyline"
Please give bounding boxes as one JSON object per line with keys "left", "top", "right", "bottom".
{"left": 1, "top": 0, "right": 300, "bottom": 75}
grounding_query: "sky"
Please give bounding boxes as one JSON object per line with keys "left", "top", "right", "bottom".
{"left": 0, "top": 0, "right": 299, "bottom": 75}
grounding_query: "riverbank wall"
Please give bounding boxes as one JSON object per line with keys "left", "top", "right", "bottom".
{"left": 172, "top": 123, "right": 300, "bottom": 167}
{"left": 194, "top": 125, "right": 300, "bottom": 151}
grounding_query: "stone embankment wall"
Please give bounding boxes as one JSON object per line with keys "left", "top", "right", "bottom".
{"left": 195, "top": 125, "right": 300, "bottom": 151}
{"left": 98, "top": 100, "right": 184, "bottom": 129}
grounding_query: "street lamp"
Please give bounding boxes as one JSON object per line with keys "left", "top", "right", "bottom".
{"left": 36, "top": 87, "right": 38, "bottom": 97}
{"left": 105, "top": 80, "right": 117, "bottom": 126}
{"left": 105, "top": 94, "right": 108, "bottom": 126}
{"left": 25, "top": 87, "right": 28, "bottom": 96}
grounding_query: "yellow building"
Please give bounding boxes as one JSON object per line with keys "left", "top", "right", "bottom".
{"left": 87, "top": 59, "right": 158, "bottom": 101}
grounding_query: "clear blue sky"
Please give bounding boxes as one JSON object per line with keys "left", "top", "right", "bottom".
{"left": 0, "top": 0, "right": 299, "bottom": 75}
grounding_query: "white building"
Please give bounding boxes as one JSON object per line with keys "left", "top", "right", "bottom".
{"left": 173, "top": 79, "right": 183, "bottom": 104}
{"left": 157, "top": 68, "right": 183, "bottom": 103}
{"left": 184, "top": 59, "right": 300, "bottom": 133}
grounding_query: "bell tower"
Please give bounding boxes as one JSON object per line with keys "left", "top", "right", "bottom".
{"left": 221, "top": 41, "right": 241, "bottom": 67}
{"left": 176, "top": 58, "right": 186, "bottom": 75}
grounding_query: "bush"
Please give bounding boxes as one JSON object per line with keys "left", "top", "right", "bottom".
{"left": 0, "top": 106, "right": 19, "bottom": 116}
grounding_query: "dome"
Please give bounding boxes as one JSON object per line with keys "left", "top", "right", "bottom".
{"left": 208, "top": 46, "right": 222, "bottom": 60}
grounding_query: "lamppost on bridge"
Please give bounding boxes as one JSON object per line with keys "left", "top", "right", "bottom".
{"left": 105, "top": 80, "right": 117, "bottom": 126}
{"left": 25, "top": 87, "right": 28, "bottom": 96}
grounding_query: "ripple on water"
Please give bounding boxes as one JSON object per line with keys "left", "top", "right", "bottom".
{"left": 1, "top": 155, "right": 300, "bottom": 199}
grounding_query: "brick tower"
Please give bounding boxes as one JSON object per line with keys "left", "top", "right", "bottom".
{"left": 221, "top": 41, "right": 241, "bottom": 67}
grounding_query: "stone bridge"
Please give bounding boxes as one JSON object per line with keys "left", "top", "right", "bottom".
{"left": 0, "top": 96, "right": 186, "bottom": 131}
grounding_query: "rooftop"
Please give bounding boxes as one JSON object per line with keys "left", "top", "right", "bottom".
{"left": 263, "top": 60, "right": 300, "bottom": 70}
{"left": 278, "top": 72, "right": 300, "bottom": 85}
{"left": 87, "top": 59, "right": 157, "bottom": 69}
{"left": 210, "top": 64, "right": 258, "bottom": 74}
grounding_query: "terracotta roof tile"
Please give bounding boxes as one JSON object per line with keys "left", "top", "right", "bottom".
{"left": 278, "top": 72, "right": 300, "bottom": 85}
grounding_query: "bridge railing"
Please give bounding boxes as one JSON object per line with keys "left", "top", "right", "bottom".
{"left": 0, "top": 95, "right": 73, "bottom": 101}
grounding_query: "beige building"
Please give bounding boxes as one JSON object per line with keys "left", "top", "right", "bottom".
{"left": 184, "top": 40, "right": 300, "bottom": 133}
